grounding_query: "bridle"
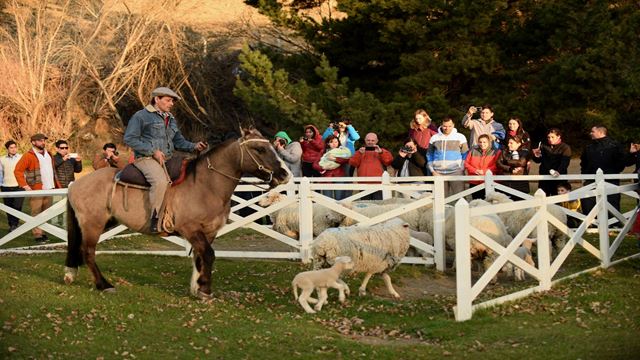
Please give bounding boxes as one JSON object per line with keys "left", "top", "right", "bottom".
{"left": 206, "top": 137, "right": 275, "bottom": 190}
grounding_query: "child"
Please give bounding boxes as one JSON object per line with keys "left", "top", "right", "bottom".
{"left": 557, "top": 181, "right": 581, "bottom": 229}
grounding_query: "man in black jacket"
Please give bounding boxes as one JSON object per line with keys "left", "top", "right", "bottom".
{"left": 580, "top": 125, "right": 629, "bottom": 216}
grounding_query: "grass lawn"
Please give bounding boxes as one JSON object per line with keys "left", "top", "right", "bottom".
{"left": 1, "top": 248, "right": 639, "bottom": 359}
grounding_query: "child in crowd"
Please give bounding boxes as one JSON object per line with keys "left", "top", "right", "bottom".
{"left": 557, "top": 181, "right": 581, "bottom": 228}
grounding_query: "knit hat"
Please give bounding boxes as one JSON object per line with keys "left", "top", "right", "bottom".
{"left": 274, "top": 131, "right": 292, "bottom": 145}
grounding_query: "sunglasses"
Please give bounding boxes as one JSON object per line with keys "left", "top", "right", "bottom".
{"left": 58, "top": 147, "right": 69, "bottom": 149}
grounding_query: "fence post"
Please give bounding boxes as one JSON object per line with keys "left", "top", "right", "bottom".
{"left": 298, "top": 177, "right": 314, "bottom": 263}
{"left": 433, "top": 177, "right": 446, "bottom": 271}
{"left": 382, "top": 171, "right": 391, "bottom": 200}
{"left": 286, "top": 176, "right": 296, "bottom": 198}
{"left": 484, "top": 169, "right": 495, "bottom": 196}
{"left": 596, "top": 169, "right": 611, "bottom": 268}
{"left": 534, "top": 189, "right": 551, "bottom": 291}
{"left": 454, "top": 198, "right": 472, "bottom": 321}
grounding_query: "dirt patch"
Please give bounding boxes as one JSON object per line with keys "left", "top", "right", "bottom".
{"left": 367, "top": 270, "right": 457, "bottom": 300}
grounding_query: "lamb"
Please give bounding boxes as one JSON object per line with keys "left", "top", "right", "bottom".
{"left": 258, "top": 191, "right": 345, "bottom": 238}
{"left": 292, "top": 256, "right": 354, "bottom": 314}
{"left": 311, "top": 218, "right": 411, "bottom": 298}
{"left": 485, "top": 192, "right": 567, "bottom": 251}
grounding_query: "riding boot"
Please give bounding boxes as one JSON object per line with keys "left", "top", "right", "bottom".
{"left": 149, "top": 210, "right": 161, "bottom": 234}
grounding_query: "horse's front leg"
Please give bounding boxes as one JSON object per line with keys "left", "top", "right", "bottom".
{"left": 188, "top": 231, "right": 216, "bottom": 299}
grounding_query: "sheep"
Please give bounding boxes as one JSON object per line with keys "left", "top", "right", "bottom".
{"left": 292, "top": 256, "right": 354, "bottom": 314}
{"left": 405, "top": 230, "right": 434, "bottom": 258}
{"left": 503, "top": 238, "right": 537, "bottom": 281}
{"left": 485, "top": 192, "right": 568, "bottom": 251}
{"left": 311, "top": 218, "right": 411, "bottom": 298}
{"left": 258, "top": 191, "right": 345, "bottom": 238}
{"left": 340, "top": 202, "right": 422, "bottom": 230}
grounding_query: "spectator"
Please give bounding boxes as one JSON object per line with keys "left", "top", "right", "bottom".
{"left": 93, "top": 143, "right": 125, "bottom": 170}
{"left": 557, "top": 181, "right": 581, "bottom": 229}
{"left": 322, "top": 119, "right": 360, "bottom": 176}
{"left": 14, "top": 133, "right": 60, "bottom": 243}
{"left": 531, "top": 128, "right": 571, "bottom": 196}
{"left": 408, "top": 109, "right": 437, "bottom": 155}
{"left": 349, "top": 132, "right": 393, "bottom": 200}
{"left": 53, "top": 140, "right": 82, "bottom": 188}
{"left": 462, "top": 104, "right": 506, "bottom": 148}
{"left": 313, "top": 135, "right": 352, "bottom": 200}
{"left": 273, "top": 131, "right": 302, "bottom": 177}
{"left": 0, "top": 140, "right": 24, "bottom": 232}
{"left": 464, "top": 134, "right": 501, "bottom": 199}
{"left": 497, "top": 136, "right": 531, "bottom": 198}
{"left": 300, "top": 125, "right": 323, "bottom": 178}
{"left": 123, "top": 87, "right": 207, "bottom": 233}
{"left": 391, "top": 138, "right": 428, "bottom": 177}
{"left": 427, "top": 116, "right": 469, "bottom": 197}
{"left": 505, "top": 117, "right": 531, "bottom": 151}
{"left": 580, "top": 125, "right": 629, "bottom": 215}
{"left": 629, "top": 143, "right": 640, "bottom": 242}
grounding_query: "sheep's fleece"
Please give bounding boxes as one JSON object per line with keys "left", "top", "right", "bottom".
{"left": 311, "top": 218, "right": 411, "bottom": 274}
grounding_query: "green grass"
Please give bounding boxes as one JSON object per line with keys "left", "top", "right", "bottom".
{"left": 1, "top": 249, "right": 639, "bottom": 359}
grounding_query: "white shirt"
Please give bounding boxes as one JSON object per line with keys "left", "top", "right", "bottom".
{"left": 34, "top": 148, "right": 55, "bottom": 190}
{"left": 0, "top": 153, "right": 22, "bottom": 187}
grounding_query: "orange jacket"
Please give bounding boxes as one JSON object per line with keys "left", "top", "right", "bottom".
{"left": 14, "top": 149, "right": 60, "bottom": 190}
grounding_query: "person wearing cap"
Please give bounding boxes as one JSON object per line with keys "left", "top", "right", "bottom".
{"left": 14, "top": 133, "right": 60, "bottom": 243}
{"left": 273, "top": 131, "right": 302, "bottom": 177}
{"left": 123, "top": 86, "right": 207, "bottom": 233}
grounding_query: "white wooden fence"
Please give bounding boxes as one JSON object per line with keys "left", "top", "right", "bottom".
{"left": 1, "top": 170, "right": 638, "bottom": 321}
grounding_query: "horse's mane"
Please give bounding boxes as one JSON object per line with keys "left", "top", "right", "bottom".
{"left": 184, "top": 137, "right": 237, "bottom": 179}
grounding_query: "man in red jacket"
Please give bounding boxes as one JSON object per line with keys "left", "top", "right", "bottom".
{"left": 349, "top": 132, "right": 393, "bottom": 200}
{"left": 14, "top": 133, "right": 60, "bottom": 243}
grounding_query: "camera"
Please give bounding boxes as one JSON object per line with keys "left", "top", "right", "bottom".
{"left": 400, "top": 145, "right": 413, "bottom": 153}
{"left": 365, "top": 146, "right": 376, "bottom": 151}
{"left": 114, "top": 150, "right": 119, "bottom": 156}
{"left": 277, "top": 138, "right": 286, "bottom": 147}
{"left": 69, "top": 153, "right": 78, "bottom": 158}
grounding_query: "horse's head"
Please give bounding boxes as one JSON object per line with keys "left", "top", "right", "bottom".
{"left": 238, "top": 127, "right": 291, "bottom": 187}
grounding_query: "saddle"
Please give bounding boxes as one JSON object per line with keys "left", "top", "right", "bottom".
{"left": 114, "top": 153, "right": 192, "bottom": 188}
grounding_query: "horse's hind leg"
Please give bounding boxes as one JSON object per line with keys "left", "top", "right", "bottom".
{"left": 189, "top": 231, "right": 215, "bottom": 299}
{"left": 83, "top": 227, "right": 114, "bottom": 292}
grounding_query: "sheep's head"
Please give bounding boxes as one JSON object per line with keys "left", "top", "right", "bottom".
{"left": 522, "top": 238, "right": 537, "bottom": 251}
{"left": 485, "top": 192, "right": 512, "bottom": 204}
{"left": 258, "top": 191, "right": 286, "bottom": 207}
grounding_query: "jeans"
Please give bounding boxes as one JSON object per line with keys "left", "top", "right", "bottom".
{"left": 1, "top": 186, "right": 24, "bottom": 228}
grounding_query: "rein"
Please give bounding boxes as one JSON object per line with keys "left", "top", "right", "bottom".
{"left": 205, "top": 138, "right": 274, "bottom": 190}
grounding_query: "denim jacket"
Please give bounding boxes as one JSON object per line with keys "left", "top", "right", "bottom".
{"left": 124, "top": 104, "right": 196, "bottom": 159}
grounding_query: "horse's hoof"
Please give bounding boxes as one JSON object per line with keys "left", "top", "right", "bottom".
{"left": 63, "top": 267, "right": 77, "bottom": 285}
{"left": 102, "top": 287, "right": 117, "bottom": 294}
{"left": 196, "top": 290, "right": 213, "bottom": 300}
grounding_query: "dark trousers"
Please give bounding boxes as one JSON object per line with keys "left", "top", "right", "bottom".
{"left": 470, "top": 183, "right": 485, "bottom": 200}
{"left": 581, "top": 179, "right": 621, "bottom": 218}
{"left": 1, "top": 186, "right": 24, "bottom": 228}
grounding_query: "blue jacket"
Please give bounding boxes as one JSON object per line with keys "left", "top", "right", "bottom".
{"left": 124, "top": 105, "right": 196, "bottom": 159}
{"left": 322, "top": 125, "right": 360, "bottom": 156}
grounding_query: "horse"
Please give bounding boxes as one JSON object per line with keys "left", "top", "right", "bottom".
{"left": 63, "top": 128, "right": 291, "bottom": 298}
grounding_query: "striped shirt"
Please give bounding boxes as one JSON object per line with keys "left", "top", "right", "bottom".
{"left": 427, "top": 128, "right": 469, "bottom": 174}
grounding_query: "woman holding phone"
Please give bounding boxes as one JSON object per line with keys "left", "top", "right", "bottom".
{"left": 532, "top": 128, "right": 571, "bottom": 196}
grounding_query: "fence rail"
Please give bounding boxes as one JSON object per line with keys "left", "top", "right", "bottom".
{"left": 1, "top": 170, "right": 638, "bottom": 320}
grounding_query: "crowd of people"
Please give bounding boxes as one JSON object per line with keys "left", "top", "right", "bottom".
{"left": 1, "top": 97, "right": 640, "bottom": 243}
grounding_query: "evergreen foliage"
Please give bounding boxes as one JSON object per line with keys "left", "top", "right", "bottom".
{"left": 237, "top": 0, "right": 640, "bottom": 148}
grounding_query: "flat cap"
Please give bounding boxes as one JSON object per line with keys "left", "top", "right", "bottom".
{"left": 150, "top": 87, "right": 181, "bottom": 100}
{"left": 30, "top": 133, "right": 48, "bottom": 141}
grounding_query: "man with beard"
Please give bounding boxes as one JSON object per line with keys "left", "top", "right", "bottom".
{"left": 14, "top": 133, "right": 60, "bottom": 243}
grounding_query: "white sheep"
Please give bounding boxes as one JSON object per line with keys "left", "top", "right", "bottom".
{"left": 405, "top": 229, "right": 434, "bottom": 258}
{"left": 503, "top": 238, "right": 537, "bottom": 281}
{"left": 292, "top": 256, "right": 353, "bottom": 314}
{"left": 258, "top": 191, "right": 345, "bottom": 238}
{"left": 340, "top": 202, "right": 422, "bottom": 230}
{"left": 311, "top": 218, "right": 411, "bottom": 298}
{"left": 485, "top": 192, "right": 567, "bottom": 251}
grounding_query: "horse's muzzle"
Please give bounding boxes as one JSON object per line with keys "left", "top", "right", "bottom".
{"left": 269, "top": 169, "right": 291, "bottom": 187}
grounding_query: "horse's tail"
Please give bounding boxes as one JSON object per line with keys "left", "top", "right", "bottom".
{"left": 65, "top": 198, "right": 84, "bottom": 269}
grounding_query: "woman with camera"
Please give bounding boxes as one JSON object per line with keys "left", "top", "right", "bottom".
{"left": 391, "top": 138, "right": 428, "bottom": 177}
{"left": 464, "top": 134, "right": 502, "bottom": 199}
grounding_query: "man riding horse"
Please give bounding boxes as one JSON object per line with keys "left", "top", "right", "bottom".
{"left": 123, "top": 87, "right": 207, "bottom": 233}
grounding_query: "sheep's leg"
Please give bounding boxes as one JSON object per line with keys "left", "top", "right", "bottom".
{"left": 314, "top": 287, "right": 328, "bottom": 312}
{"left": 381, "top": 273, "right": 401, "bottom": 298}
{"left": 336, "top": 279, "right": 350, "bottom": 302}
{"left": 297, "top": 288, "right": 316, "bottom": 314}
{"left": 358, "top": 273, "right": 374, "bottom": 296}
